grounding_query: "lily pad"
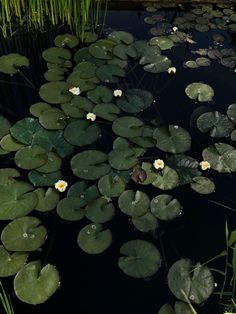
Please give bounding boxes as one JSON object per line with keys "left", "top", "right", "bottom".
{"left": 113, "top": 44, "right": 138, "bottom": 60}
{"left": 0, "top": 134, "right": 25, "bottom": 152}
{"left": 0, "top": 168, "right": 20, "bottom": 185}
{"left": 39, "top": 108, "right": 67, "bottom": 130}
{"left": 96, "top": 64, "right": 125, "bottom": 83}
{"left": 116, "top": 89, "right": 153, "bottom": 113}
{"left": 10, "top": 118, "right": 43, "bottom": 145}
{"left": 67, "top": 181, "right": 99, "bottom": 203}
{"left": 108, "top": 31, "right": 134, "bottom": 44}
{"left": 190, "top": 176, "right": 215, "bottom": 194}
{"left": 185, "top": 83, "right": 214, "bottom": 102}
{"left": 149, "top": 36, "right": 174, "bottom": 50}
{"left": 36, "top": 152, "right": 61, "bottom": 173}
{"left": 132, "top": 212, "right": 158, "bottom": 232}
{"left": 87, "top": 86, "right": 113, "bottom": 104}
{"left": 14, "top": 261, "right": 60, "bottom": 305}
{"left": 118, "top": 240, "right": 161, "bottom": 278}
{"left": 15, "top": 146, "right": 48, "bottom": 170}
{"left": 71, "top": 150, "right": 111, "bottom": 180}
{"left": 0, "top": 54, "right": 29, "bottom": 74}
{"left": 89, "top": 39, "right": 116, "bottom": 60}
{"left": 34, "top": 188, "right": 60, "bottom": 212}
{"left": 153, "top": 125, "right": 191, "bottom": 154}
{"left": 56, "top": 197, "right": 86, "bottom": 221}
{"left": 118, "top": 190, "right": 150, "bottom": 217}
{"left": 28, "top": 170, "right": 62, "bottom": 187}
{"left": 86, "top": 197, "right": 115, "bottom": 223}
{"left": 112, "top": 117, "right": 144, "bottom": 138}
{"left": 42, "top": 47, "right": 71, "bottom": 64}
{"left": 152, "top": 166, "right": 179, "bottom": 190}
{"left": 151, "top": 194, "right": 182, "bottom": 220}
{"left": 98, "top": 173, "right": 126, "bottom": 197}
{"left": 202, "top": 143, "right": 236, "bottom": 173}
{"left": 175, "top": 302, "right": 193, "bottom": 314}
{"left": 0, "top": 245, "right": 28, "bottom": 277}
{"left": 158, "top": 304, "right": 175, "bottom": 314}
{"left": 54, "top": 34, "right": 79, "bottom": 48}
{"left": 29, "top": 102, "right": 52, "bottom": 118}
{"left": 39, "top": 82, "right": 72, "bottom": 104}
{"left": 227, "top": 103, "right": 236, "bottom": 124}
{"left": 77, "top": 223, "right": 112, "bottom": 254}
{"left": 1, "top": 217, "right": 47, "bottom": 251}
{"left": 167, "top": 259, "right": 214, "bottom": 304}
{"left": 0, "top": 116, "right": 11, "bottom": 139}
{"left": 93, "top": 103, "right": 121, "bottom": 121}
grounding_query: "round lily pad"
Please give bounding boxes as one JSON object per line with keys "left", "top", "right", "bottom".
{"left": 39, "top": 108, "right": 67, "bottom": 130}
{"left": 185, "top": 83, "right": 214, "bottom": 102}
{"left": 36, "top": 152, "right": 62, "bottom": 173}
{"left": 39, "top": 82, "right": 72, "bottom": 104}
{"left": 89, "top": 39, "right": 115, "bottom": 60}
{"left": 71, "top": 150, "right": 111, "bottom": 180}
{"left": 151, "top": 194, "right": 182, "bottom": 220}
{"left": 93, "top": 103, "right": 121, "bottom": 121}
{"left": 87, "top": 86, "right": 113, "bottom": 104}
{"left": 116, "top": 89, "right": 153, "bottom": 113}
{"left": 15, "top": 145, "right": 48, "bottom": 170}
{"left": 132, "top": 212, "right": 158, "bottom": 232}
{"left": 227, "top": 103, "right": 236, "bottom": 124}
{"left": 0, "top": 245, "right": 28, "bottom": 277}
{"left": 28, "top": 170, "right": 62, "bottom": 187}
{"left": 67, "top": 181, "right": 99, "bottom": 203}
{"left": 0, "top": 181, "right": 37, "bottom": 220}
{"left": 10, "top": 118, "right": 43, "bottom": 145}
{"left": 149, "top": 36, "right": 174, "bottom": 50}
{"left": 44, "top": 69, "right": 65, "bottom": 82}
{"left": 0, "top": 53, "right": 29, "bottom": 74}
{"left": 0, "top": 116, "right": 11, "bottom": 140}
{"left": 86, "top": 197, "right": 115, "bottom": 223}
{"left": 0, "top": 168, "right": 20, "bottom": 185}
{"left": 153, "top": 125, "right": 191, "bottom": 154}
{"left": 77, "top": 223, "right": 112, "bottom": 254}
{"left": 34, "top": 188, "right": 60, "bottom": 212}
{"left": 118, "top": 190, "right": 150, "bottom": 217}
{"left": 108, "top": 148, "right": 138, "bottom": 170}
{"left": 190, "top": 176, "right": 215, "bottom": 194}
{"left": 118, "top": 240, "right": 161, "bottom": 278}
{"left": 108, "top": 31, "right": 134, "bottom": 44}
{"left": 54, "top": 33, "right": 79, "bottom": 48}
{"left": 98, "top": 173, "right": 125, "bottom": 197}
{"left": 42, "top": 47, "right": 71, "bottom": 64}
{"left": 14, "top": 261, "right": 60, "bottom": 305}
{"left": 0, "top": 134, "right": 24, "bottom": 152}
{"left": 112, "top": 117, "right": 144, "bottom": 138}
{"left": 56, "top": 197, "right": 86, "bottom": 221}
{"left": 96, "top": 64, "right": 125, "bottom": 83}
{"left": 1, "top": 216, "right": 47, "bottom": 251}
{"left": 29, "top": 102, "right": 52, "bottom": 118}
{"left": 167, "top": 259, "right": 214, "bottom": 304}
{"left": 152, "top": 166, "right": 179, "bottom": 190}
{"left": 175, "top": 302, "right": 194, "bottom": 314}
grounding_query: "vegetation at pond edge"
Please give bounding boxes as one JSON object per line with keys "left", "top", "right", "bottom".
{"left": 0, "top": 2, "right": 236, "bottom": 314}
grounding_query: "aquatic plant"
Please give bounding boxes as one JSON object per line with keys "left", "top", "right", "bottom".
{"left": 0, "top": 281, "right": 14, "bottom": 314}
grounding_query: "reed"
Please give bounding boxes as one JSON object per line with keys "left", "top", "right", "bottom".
{"left": 0, "top": 281, "right": 14, "bottom": 314}
{"left": 0, "top": 0, "right": 107, "bottom": 39}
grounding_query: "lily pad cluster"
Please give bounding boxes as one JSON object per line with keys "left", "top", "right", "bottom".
{"left": 0, "top": 25, "right": 234, "bottom": 308}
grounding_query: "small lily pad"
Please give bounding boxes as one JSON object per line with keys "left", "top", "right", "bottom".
{"left": 98, "top": 173, "right": 126, "bottom": 197}
{"left": 149, "top": 36, "right": 174, "bottom": 50}
{"left": 15, "top": 146, "right": 48, "bottom": 170}
{"left": 54, "top": 34, "right": 79, "bottom": 48}
{"left": 86, "top": 197, "right": 115, "bottom": 223}
{"left": 0, "top": 245, "right": 28, "bottom": 277}
{"left": 152, "top": 166, "right": 179, "bottom": 190}
{"left": 34, "top": 188, "right": 60, "bottom": 212}
{"left": 0, "top": 116, "right": 11, "bottom": 140}
{"left": 112, "top": 117, "right": 144, "bottom": 138}
{"left": 132, "top": 212, "right": 158, "bottom": 232}
{"left": 10, "top": 118, "right": 43, "bottom": 145}
{"left": 151, "top": 194, "right": 182, "bottom": 220}
{"left": 56, "top": 197, "right": 86, "bottom": 221}
{"left": 116, "top": 89, "right": 153, "bottom": 113}
{"left": 185, "top": 83, "right": 214, "bottom": 102}
{"left": 190, "top": 176, "right": 215, "bottom": 194}
{"left": 118, "top": 190, "right": 150, "bottom": 217}
{"left": 0, "top": 53, "right": 29, "bottom": 74}
{"left": 39, "top": 82, "right": 72, "bottom": 104}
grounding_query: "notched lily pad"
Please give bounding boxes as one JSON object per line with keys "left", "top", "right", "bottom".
{"left": 185, "top": 83, "right": 214, "bottom": 102}
{"left": 0, "top": 53, "right": 29, "bottom": 74}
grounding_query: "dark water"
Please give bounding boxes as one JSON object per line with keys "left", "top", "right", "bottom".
{"left": 0, "top": 5, "right": 236, "bottom": 314}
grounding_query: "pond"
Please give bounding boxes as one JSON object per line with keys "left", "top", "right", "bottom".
{"left": 0, "top": 2, "right": 236, "bottom": 314}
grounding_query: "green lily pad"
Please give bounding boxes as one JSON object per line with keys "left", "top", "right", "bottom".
{"left": 149, "top": 36, "right": 174, "bottom": 50}
{"left": 158, "top": 304, "right": 175, "bottom": 314}
{"left": 152, "top": 166, "right": 179, "bottom": 190}
{"left": 36, "top": 152, "right": 61, "bottom": 173}
{"left": 153, "top": 125, "right": 191, "bottom": 154}
{"left": 67, "top": 181, "right": 99, "bottom": 203}
{"left": 71, "top": 150, "right": 111, "bottom": 180}
{"left": 116, "top": 89, "right": 153, "bottom": 113}
{"left": 32, "top": 130, "right": 74, "bottom": 158}
{"left": 185, "top": 83, "right": 214, "bottom": 102}
{"left": 1, "top": 217, "right": 47, "bottom": 251}
{"left": 227, "top": 103, "right": 236, "bottom": 124}
{"left": 196, "top": 57, "right": 211, "bottom": 67}
{"left": 0, "top": 181, "right": 37, "bottom": 220}
{"left": 56, "top": 197, "right": 86, "bottom": 221}
{"left": 89, "top": 39, "right": 116, "bottom": 60}
{"left": 0, "top": 134, "right": 24, "bottom": 152}
{"left": 108, "top": 146, "right": 138, "bottom": 170}
{"left": 202, "top": 143, "right": 236, "bottom": 173}
{"left": 112, "top": 117, "right": 144, "bottom": 138}
{"left": 113, "top": 43, "right": 137, "bottom": 60}
{"left": 77, "top": 223, "right": 112, "bottom": 254}
{"left": 167, "top": 259, "right": 214, "bottom": 304}
{"left": 142, "top": 54, "right": 171, "bottom": 73}
{"left": 44, "top": 69, "right": 65, "bottom": 82}
{"left": 167, "top": 155, "right": 201, "bottom": 185}
{"left": 185, "top": 60, "right": 198, "bottom": 69}
{"left": 39, "top": 108, "right": 67, "bottom": 130}
{"left": 86, "top": 197, "right": 115, "bottom": 223}
{"left": 34, "top": 188, "right": 60, "bottom": 212}
{"left": 118, "top": 190, "right": 150, "bottom": 217}
{"left": 66, "top": 72, "right": 98, "bottom": 92}
{"left": 29, "top": 102, "right": 52, "bottom": 118}
{"left": 39, "top": 82, "right": 72, "bottom": 104}
{"left": 61, "top": 96, "right": 94, "bottom": 118}
{"left": 197, "top": 111, "right": 234, "bottom": 137}
{"left": 118, "top": 240, "right": 161, "bottom": 278}
{"left": 28, "top": 170, "right": 62, "bottom": 187}
{"left": 134, "top": 162, "right": 158, "bottom": 185}
{"left": 108, "top": 31, "right": 134, "bottom": 44}
{"left": 42, "top": 47, "right": 71, "bottom": 64}
{"left": 15, "top": 146, "right": 48, "bottom": 170}
{"left": 96, "top": 64, "right": 125, "bottom": 83}
{"left": 98, "top": 173, "right": 126, "bottom": 197}
{"left": 132, "top": 212, "right": 158, "bottom": 232}
{"left": 0, "top": 245, "right": 28, "bottom": 277}
{"left": 10, "top": 118, "right": 43, "bottom": 145}
{"left": 175, "top": 302, "right": 193, "bottom": 314}
{"left": 0, "top": 168, "right": 20, "bottom": 185}
{"left": 151, "top": 194, "right": 182, "bottom": 220}
{"left": 231, "top": 129, "right": 236, "bottom": 141}
{"left": 190, "top": 176, "right": 215, "bottom": 194}
{"left": 83, "top": 32, "right": 98, "bottom": 43}
{"left": 87, "top": 86, "right": 113, "bottom": 104}
{"left": 0, "top": 116, "right": 11, "bottom": 140}
{"left": 54, "top": 34, "right": 79, "bottom": 48}
{"left": 73, "top": 61, "right": 97, "bottom": 79}
{"left": 14, "top": 261, "right": 60, "bottom": 305}
{"left": 93, "top": 103, "right": 121, "bottom": 121}
{"left": 0, "top": 53, "right": 29, "bottom": 74}
{"left": 64, "top": 120, "right": 101, "bottom": 146}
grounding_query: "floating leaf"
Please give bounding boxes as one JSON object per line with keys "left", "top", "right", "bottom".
{"left": 158, "top": 304, "right": 175, "bottom": 314}
{"left": 87, "top": 86, "right": 113, "bottom": 104}
{"left": 28, "top": 170, "right": 62, "bottom": 187}
{"left": 89, "top": 39, "right": 116, "bottom": 60}
{"left": 29, "top": 102, "right": 51, "bottom": 118}
{"left": 86, "top": 197, "right": 115, "bottom": 223}
{"left": 153, "top": 125, "right": 191, "bottom": 154}
{"left": 67, "top": 181, "right": 99, "bottom": 203}
{"left": 34, "top": 188, "right": 60, "bottom": 212}
{"left": 77, "top": 223, "right": 112, "bottom": 254}
{"left": 149, "top": 36, "right": 174, "bottom": 50}
{"left": 84, "top": 32, "right": 98, "bottom": 43}
{"left": 56, "top": 197, "right": 86, "bottom": 221}
{"left": 14, "top": 261, "right": 60, "bottom": 305}
{"left": 0, "top": 116, "right": 11, "bottom": 140}
{"left": 96, "top": 64, "right": 125, "bottom": 83}
{"left": 42, "top": 47, "right": 71, "bottom": 64}
{"left": 73, "top": 61, "right": 97, "bottom": 79}
{"left": 202, "top": 143, "right": 236, "bottom": 173}
{"left": 227, "top": 103, "right": 236, "bottom": 124}
{"left": 132, "top": 212, "right": 158, "bottom": 232}
{"left": 112, "top": 117, "right": 144, "bottom": 138}
{"left": 61, "top": 96, "right": 94, "bottom": 118}
{"left": 71, "top": 150, "right": 110, "bottom": 180}
{"left": 39, "top": 82, "right": 72, "bottom": 104}
{"left": 15, "top": 146, "right": 48, "bottom": 170}
{"left": 44, "top": 69, "right": 65, "bottom": 82}
{"left": 1, "top": 217, "right": 47, "bottom": 251}
{"left": 10, "top": 118, "right": 43, "bottom": 145}
{"left": 0, "top": 245, "right": 28, "bottom": 277}
{"left": 113, "top": 44, "right": 138, "bottom": 60}
{"left": 185, "top": 83, "right": 214, "bottom": 102}
{"left": 116, "top": 89, "right": 153, "bottom": 113}
{"left": 118, "top": 190, "right": 150, "bottom": 217}
{"left": 151, "top": 194, "right": 182, "bottom": 220}
{"left": 39, "top": 108, "right": 67, "bottom": 130}
{"left": 64, "top": 120, "right": 101, "bottom": 146}
{"left": 0, "top": 53, "right": 29, "bottom": 74}
{"left": 118, "top": 240, "right": 161, "bottom": 278}
{"left": 108, "top": 148, "right": 138, "bottom": 170}
{"left": 175, "top": 302, "right": 193, "bottom": 314}
{"left": 190, "top": 176, "right": 215, "bottom": 194}
{"left": 93, "top": 103, "right": 121, "bottom": 121}
{"left": 108, "top": 31, "right": 134, "bottom": 44}
{"left": 196, "top": 57, "right": 211, "bottom": 67}
{"left": 0, "top": 168, "right": 20, "bottom": 185}
{"left": 168, "top": 259, "right": 214, "bottom": 304}
{"left": 152, "top": 166, "right": 179, "bottom": 190}
{"left": 36, "top": 152, "right": 61, "bottom": 173}
{"left": 54, "top": 34, "right": 79, "bottom": 48}
{"left": 98, "top": 173, "right": 125, "bottom": 197}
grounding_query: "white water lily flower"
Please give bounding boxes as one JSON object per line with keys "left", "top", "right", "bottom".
{"left": 69, "top": 86, "right": 81, "bottom": 95}
{"left": 167, "top": 67, "right": 176, "bottom": 74}
{"left": 86, "top": 112, "right": 96, "bottom": 121}
{"left": 55, "top": 180, "right": 68, "bottom": 192}
{"left": 153, "top": 159, "right": 165, "bottom": 170}
{"left": 172, "top": 26, "right": 178, "bottom": 32}
{"left": 200, "top": 161, "right": 211, "bottom": 171}
{"left": 113, "top": 89, "right": 122, "bottom": 97}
